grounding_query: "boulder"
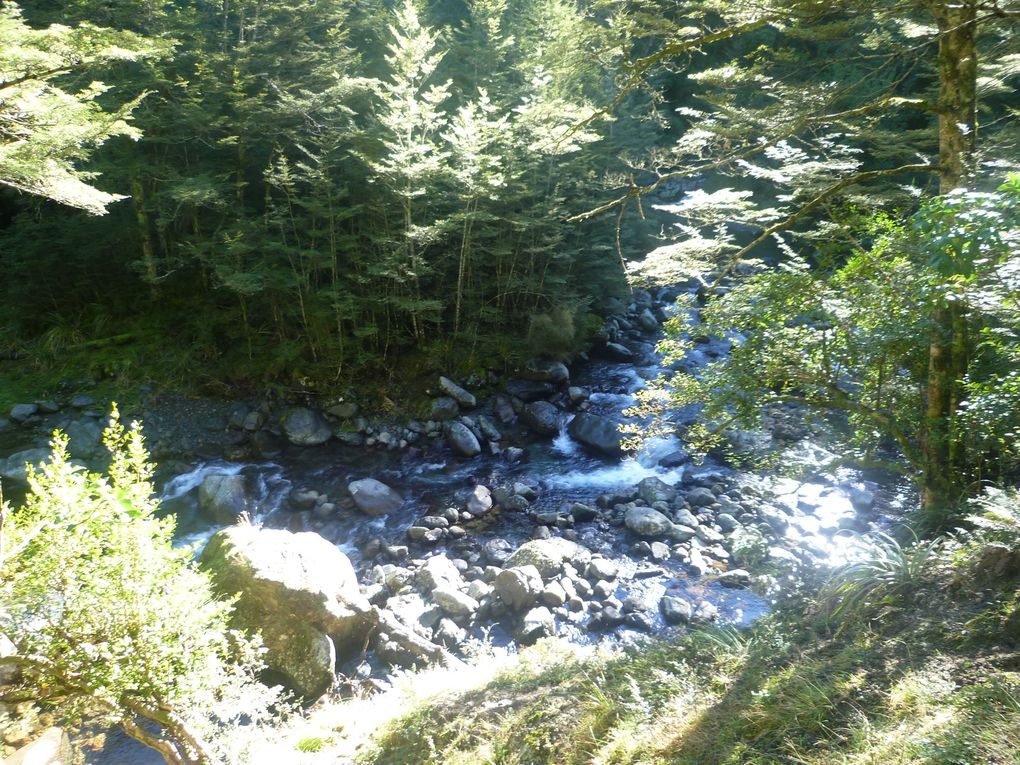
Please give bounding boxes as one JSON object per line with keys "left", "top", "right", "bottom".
{"left": 439, "top": 376, "right": 476, "bottom": 408}
{"left": 4, "top": 727, "right": 72, "bottom": 765}
{"left": 326, "top": 401, "right": 359, "bottom": 420}
{"left": 64, "top": 417, "right": 104, "bottom": 457}
{"left": 430, "top": 397, "right": 461, "bottom": 421}
{"left": 567, "top": 412, "right": 623, "bottom": 456}
{"left": 416, "top": 555, "right": 464, "bottom": 592}
{"left": 716, "top": 569, "right": 752, "bottom": 588}
{"left": 505, "top": 537, "right": 591, "bottom": 578}
{"left": 660, "top": 595, "right": 693, "bottom": 624}
{"left": 9, "top": 403, "right": 38, "bottom": 423}
{"left": 200, "top": 525, "right": 374, "bottom": 699}
{"left": 466, "top": 484, "right": 493, "bottom": 515}
{"left": 198, "top": 473, "right": 249, "bottom": 524}
{"left": 515, "top": 606, "right": 555, "bottom": 644}
{"left": 624, "top": 506, "right": 675, "bottom": 538}
{"left": 522, "top": 401, "right": 561, "bottom": 435}
{"left": 638, "top": 477, "right": 677, "bottom": 505}
{"left": 685, "top": 487, "right": 717, "bottom": 508}
{"left": 279, "top": 407, "right": 333, "bottom": 446}
{"left": 659, "top": 449, "right": 691, "bottom": 468}
{"left": 0, "top": 448, "right": 51, "bottom": 483}
{"left": 522, "top": 359, "right": 570, "bottom": 384}
{"left": 348, "top": 478, "right": 403, "bottom": 516}
{"left": 432, "top": 586, "right": 479, "bottom": 619}
{"left": 445, "top": 422, "right": 481, "bottom": 457}
{"left": 505, "top": 379, "right": 556, "bottom": 402}
{"left": 494, "top": 565, "right": 543, "bottom": 611}
{"left": 601, "top": 342, "right": 634, "bottom": 361}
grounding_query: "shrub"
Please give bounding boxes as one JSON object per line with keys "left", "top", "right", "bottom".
{"left": 0, "top": 409, "right": 284, "bottom": 765}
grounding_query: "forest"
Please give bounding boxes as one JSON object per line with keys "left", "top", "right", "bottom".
{"left": 1, "top": 0, "right": 1020, "bottom": 764}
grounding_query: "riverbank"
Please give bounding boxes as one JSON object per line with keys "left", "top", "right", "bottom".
{"left": 262, "top": 525, "right": 1020, "bottom": 764}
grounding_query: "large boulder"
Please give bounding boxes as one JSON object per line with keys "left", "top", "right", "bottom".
{"left": 200, "top": 525, "right": 374, "bottom": 699}
{"left": 348, "top": 478, "right": 403, "bottom": 516}
{"left": 445, "top": 422, "right": 481, "bottom": 457}
{"left": 439, "top": 377, "right": 476, "bottom": 408}
{"left": 522, "top": 401, "right": 561, "bottom": 436}
{"left": 4, "top": 727, "right": 72, "bottom": 765}
{"left": 9, "top": 403, "right": 38, "bottom": 423}
{"left": 198, "top": 473, "right": 249, "bottom": 524}
{"left": 279, "top": 407, "right": 333, "bottom": 446}
{"left": 0, "top": 448, "right": 51, "bottom": 483}
{"left": 505, "top": 537, "right": 591, "bottom": 578}
{"left": 567, "top": 413, "right": 623, "bottom": 456}
{"left": 624, "top": 506, "right": 675, "bottom": 538}
{"left": 63, "top": 418, "right": 104, "bottom": 460}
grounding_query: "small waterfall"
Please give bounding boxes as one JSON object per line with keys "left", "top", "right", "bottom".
{"left": 551, "top": 414, "right": 579, "bottom": 456}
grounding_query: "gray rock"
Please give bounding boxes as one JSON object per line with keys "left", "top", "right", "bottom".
{"left": 432, "top": 586, "right": 479, "bottom": 619}
{"left": 200, "top": 525, "right": 373, "bottom": 699}
{"left": 716, "top": 569, "right": 751, "bottom": 588}
{"left": 348, "top": 478, "right": 403, "bottom": 516}
{"left": 567, "top": 386, "right": 589, "bottom": 404}
{"left": 522, "top": 401, "right": 561, "bottom": 435}
{"left": 279, "top": 407, "right": 333, "bottom": 446}
{"left": 515, "top": 606, "right": 555, "bottom": 644}
{"left": 466, "top": 484, "right": 493, "bottom": 515}
{"left": 505, "top": 538, "right": 590, "bottom": 578}
{"left": 570, "top": 502, "right": 597, "bottom": 522}
{"left": 585, "top": 558, "right": 619, "bottom": 581}
{"left": 494, "top": 565, "right": 543, "bottom": 611}
{"left": 198, "top": 473, "right": 249, "bottom": 524}
{"left": 326, "top": 401, "right": 359, "bottom": 420}
{"left": 4, "top": 727, "right": 72, "bottom": 765}
{"left": 433, "top": 618, "right": 467, "bottom": 648}
{"left": 63, "top": 418, "right": 104, "bottom": 460}
{"left": 70, "top": 394, "right": 95, "bottom": 408}
{"left": 638, "top": 308, "right": 659, "bottom": 333}
{"left": 9, "top": 403, "right": 38, "bottom": 422}
{"left": 717, "top": 513, "right": 740, "bottom": 532}
{"left": 659, "top": 449, "right": 691, "bottom": 468}
{"left": 416, "top": 555, "right": 464, "bottom": 592}
{"left": 673, "top": 506, "right": 700, "bottom": 528}
{"left": 686, "top": 487, "right": 717, "bottom": 508}
{"left": 602, "top": 342, "right": 634, "bottom": 361}
{"left": 540, "top": 581, "right": 567, "bottom": 607}
{"left": 638, "top": 476, "right": 677, "bottom": 505}
{"left": 243, "top": 410, "right": 266, "bottom": 431}
{"left": 445, "top": 421, "right": 481, "bottom": 457}
{"left": 567, "top": 412, "right": 623, "bottom": 456}
{"left": 522, "top": 359, "right": 570, "bottom": 384}
{"left": 430, "top": 397, "right": 461, "bottom": 421}
{"left": 481, "top": 538, "right": 514, "bottom": 566}
{"left": 505, "top": 379, "right": 556, "bottom": 402}
{"left": 439, "top": 376, "right": 476, "bottom": 408}
{"left": 660, "top": 595, "right": 693, "bottom": 624}
{"left": 624, "top": 506, "right": 675, "bottom": 538}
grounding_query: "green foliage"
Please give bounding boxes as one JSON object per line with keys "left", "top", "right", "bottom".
{"left": 1, "top": 0, "right": 646, "bottom": 386}
{"left": 0, "top": 410, "right": 284, "bottom": 764}
{"left": 0, "top": 3, "right": 161, "bottom": 213}
{"left": 819, "top": 532, "right": 944, "bottom": 628}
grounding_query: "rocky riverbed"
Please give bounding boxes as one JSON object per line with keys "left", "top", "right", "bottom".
{"left": 0, "top": 280, "right": 904, "bottom": 749}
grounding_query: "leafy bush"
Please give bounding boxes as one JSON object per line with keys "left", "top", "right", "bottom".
{"left": 820, "top": 532, "right": 943, "bottom": 629}
{"left": 0, "top": 410, "right": 284, "bottom": 765}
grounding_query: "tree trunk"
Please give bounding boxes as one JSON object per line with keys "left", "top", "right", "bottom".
{"left": 129, "top": 154, "right": 159, "bottom": 297}
{"left": 921, "top": 0, "right": 977, "bottom": 522}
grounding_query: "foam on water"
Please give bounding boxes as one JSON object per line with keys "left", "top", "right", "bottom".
{"left": 551, "top": 415, "right": 579, "bottom": 456}
{"left": 159, "top": 460, "right": 247, "bottom": 501}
